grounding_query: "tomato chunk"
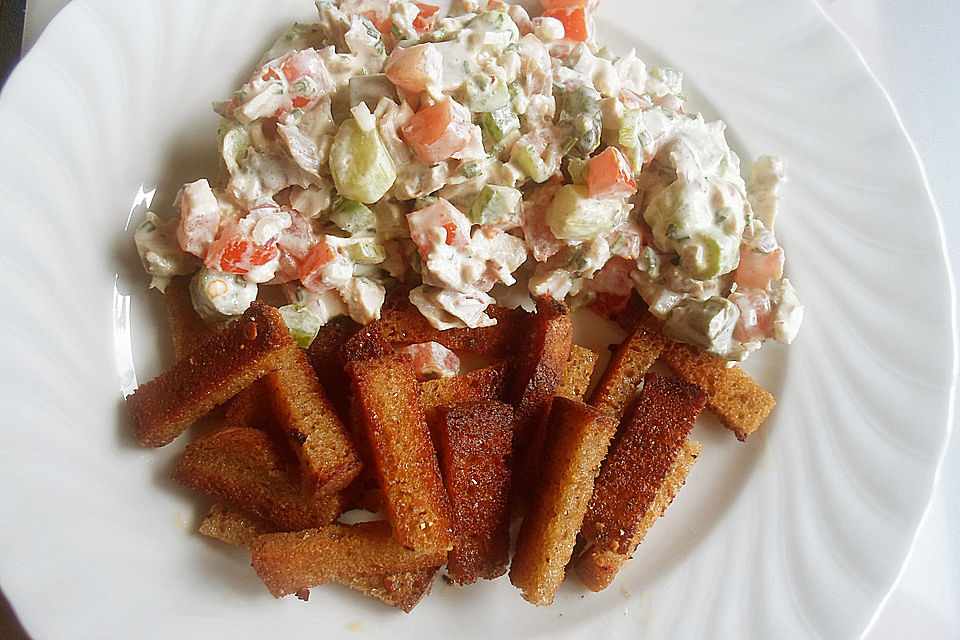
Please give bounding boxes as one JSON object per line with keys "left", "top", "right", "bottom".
{"left": 412, "top": 3, "right": 440, "bottom": 33}
{"left": 401, "top": 97, "right": 472, "bottom": 164}
{"left": 733, "top": 291, "right": 774, "bottom": 343}
{"left": 298, "top": 238, "right": 352, "bottom": 292}
{"left": 398, "top": 341, "right": 460, "bottom": 380}
{"left": 384, "top": 43, "right": 442, "bottom": 93}
{"left": 544, "top": 6, "right": 591, "bottom": 41}
{"left": 734, "top": 245, "right": 784, "bottom": 290}
{"left": 205, "top": 225, "right": 279, "bottom": 275}
{"left": 587, "top": 147, "right": 637, "bottom": 199}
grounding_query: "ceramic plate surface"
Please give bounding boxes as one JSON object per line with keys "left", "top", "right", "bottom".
{"left": 0, "top": 0, "right": 955, "bottom": 638}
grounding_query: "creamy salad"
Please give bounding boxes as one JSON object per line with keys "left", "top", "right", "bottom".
{"left": 134, "top": 0, "right": 801, "bottom": 361}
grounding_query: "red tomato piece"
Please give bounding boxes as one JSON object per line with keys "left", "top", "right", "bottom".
{"left": 298, "top": 239, "right": 337, "bottom": 292}
{"left": 384, "top": 43, "right": 442, "bottom": 93}
{"left": 205, "top": 226, "right": 279, "bottom": 275}
{"left": 734, "top": 245, "right": 784, "bottom": 290}
{"left": 401, "top": 97, "right": 472, "bottom": 164}
{"left": 412, "top": 3, "right": 440, "bottom": 33}
{"left": 398, "top": 341, "right": 461, "bottom": 380}
{"left": 587, "top": 147, "right": 637, "bottom": 199}
{"left": 262, "top": 68, "right": 280, "bottom": 82}
{"left": 544, "top": 6, "right": 590, "bottom": 41}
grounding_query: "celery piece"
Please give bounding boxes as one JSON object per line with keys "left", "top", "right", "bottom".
{"left": 566, "top": 157, "right": 589, "bottom": 184}
{"left": 618, "top": 109, "right": 642, "bottom": 148}
{"left": 469, "top": 185, "right": 521, "bottom": 224}
{"left": 278, "top": 304, "right": 323, "bottom": 348}
{"left": 330, "top": 117, "right": 397, "bottom": 203}
{"left": 481, "top": 106, "right": 519, "bottom": 142}
{"left": 685, "top": 230, "right": 739, "bottom": 281}
{"left": 515, "top": 144, "right": 552, "bottom": 183}
{"left": 331, "top": 197, "right": 377, "bottom": 236}
{"left": 347, "top": 240, "right": 386, "bottom": 265}
{"left": 547, "top": 184, "right": 624, "bottom": 241}
{"left": 465, "top": 75, "right": 510, "bottom": 112}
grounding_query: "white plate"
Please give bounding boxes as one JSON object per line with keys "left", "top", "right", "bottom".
{"left": 0, "top": 0, "right": 955, "bottom": 638}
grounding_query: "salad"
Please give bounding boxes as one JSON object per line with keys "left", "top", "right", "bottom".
{"left": 134, "top": 0, "right": 801, "bottom": 361}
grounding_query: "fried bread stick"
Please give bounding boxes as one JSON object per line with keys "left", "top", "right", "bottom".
{"left": 172, "top": 427, "right": 344, "bottom": 531}
{"left": 262, "top": 347, "right": 362, "bottom": 495}
{"left": 162, "top": 276, "right": 222, "bottom": 359}
{"left": 250, "top": 521, "right": 447, "bottom": 597}
{"left": 577, "top": 439, "right": 701, "bottom": 591}
{"left": 509, "top": 399, "right": 618, "bottom": 606}
{"left": 348, "top": 353, "right": 455, "bottom": 552}
{"left": 588, "top": 324, "right": 666, "bottom": 419}
{"left": 506, "top": 296, "right": 573, "bottom": 493}
{"left": 557, "top": 345, "right": 598, "bottom": 401}
{"left": 127, "top": 302, "right": 297, "bottom": 447}
{"left": 436, "top": 401, "right": 514, "bottom": 585}
{"left": 379, "top": 298, "right": 525, "bottom": 355}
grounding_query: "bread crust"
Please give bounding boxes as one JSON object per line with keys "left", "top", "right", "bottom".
{"left": 506, "top": 297, "right": 573, "bottom": 494}
{"left": 588, "top": 325, "right": 666, "bottom": 419}
{"left": 250, "top": 521, "right": 447, "bottom": 597}
{"left": 262, "top": 347, "right": 363, "bottom": 496}
{"left": 127, "top": 302, "right": 297, "bottom": 447}
{"left": 436, "top": 401, "right": 514, "bottom": 585}
{"left": 556, "top": 345, "right": 598, "bottom": 402}
{"left": 348, "top": 353, "right": 455, "bottom": 552}
{"left": 172, "top": 427, "right": 344, "bottom": 531}
{"left": 509, "top": 398, "right": 618, "bottom": 606}
{"left": 162, "top": 276, "right": 222, "bottom": 359}
{"left": 577, "top": 438, "right": 701, "bottom": 591}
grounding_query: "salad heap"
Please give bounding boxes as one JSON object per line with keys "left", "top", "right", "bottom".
{"left": 135, "top": 0, "right": 801, "bottom": 360}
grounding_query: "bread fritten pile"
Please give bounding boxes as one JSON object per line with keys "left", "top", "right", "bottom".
{"left": 126, "top": 277, "right": 777, "bottom": 611}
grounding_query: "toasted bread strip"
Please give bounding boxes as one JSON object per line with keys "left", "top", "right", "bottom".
{"left": 588, "top": 325, "right": 666, "bottom": 419}
{"left": 340, "top": 322, "right": 393, "bottom": 364}
{"left": 379, "top": 302, "right": 525, "bottom": 355}
{"left": 509, "top": 399, "right": 618, "bottom": 606}
{"left": 436, "top": 401, "right": 514, "bottom": 585}
{"left": 659, "top": 343, "right": 775, "bottom": 440}
{"left": 262, "top": 347, "right": 362, "bottom": 495}
{"left": 127, "top": 302, "right": 297, "bottom": 447}
{"left": 304, "top": 316, "right": 362, "bottom": 418}
{"left": 348, "top": 353, "right": 455, "bottom": 552}
{"left": 557, "top": 345, "right": 599, "bottom": 401}
{"left": 250, "top": 521, "right": 447, "bottom": 597}
{"left": 200, "top": 501, "right": 279, "bottom": 546}
{"left": 173, "top": 427, "right": 344, "bottom": 531}
{"left": 615, "top": 296, "right": 776, "bottom": 439}
{"left": 201, "top": 502, "right": 435, "bottom": 611}
{"left": 338, "top": 568, "right": 439, "bottom": 613}
{"left": 163, "top": 276, "right": 222, "bottom": 359}
{"left": 506, "top": 297, "right": 573, "bottom": 490}
{"left": 220, "top": 381, "right": 276, "bottom": 431}
{"left": 577, "top": 439, "right": 701, "bottom": 591}
{"left": 581, "top": 374, "right": 706, "bottom": 553}
{"left": 420, "top": 362, "right": 508, "bottom": 429}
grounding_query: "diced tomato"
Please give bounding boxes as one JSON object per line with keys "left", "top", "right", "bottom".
{"left": 401, "top": 97, "right": 472, "bottom": 164}
{"left": 544, "top": 6, "right": 590, "bottom": 41}
{"left": 734, "top": 245, "right": 784, "bottom": 290}
{"left": 280, "top": 49, "right": 333, "bottom": 91}
{"left": 407, "top": 199, "right": 470, "bottom": 255}
{"left": 298, "top": 239, "right": 337, "bottom": 292}
{"left": 291, "top": 96, "right": 310, "bottom": 109}
{"left": 205, "top": 225, "right": 279, "bottom": 275}
{"left": 262, "top": 68, "right": 280, "bottom": 82}
{"left": 733, "top": 291, "right": 774, "bottom": 343}
{"left": 384, "top": 43, "right": 442, "bottom": 93}
{"left": 398, "top": 341, "right": 460, "bottom": 380}
{"left": 412, "top": 3, "right": 440, "bottom": 33}
{"left": 487, "top": 0, "right": 509, "bottom": 10}
{"left": 587, "top": 147, "right": 637, "bottom": 199}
